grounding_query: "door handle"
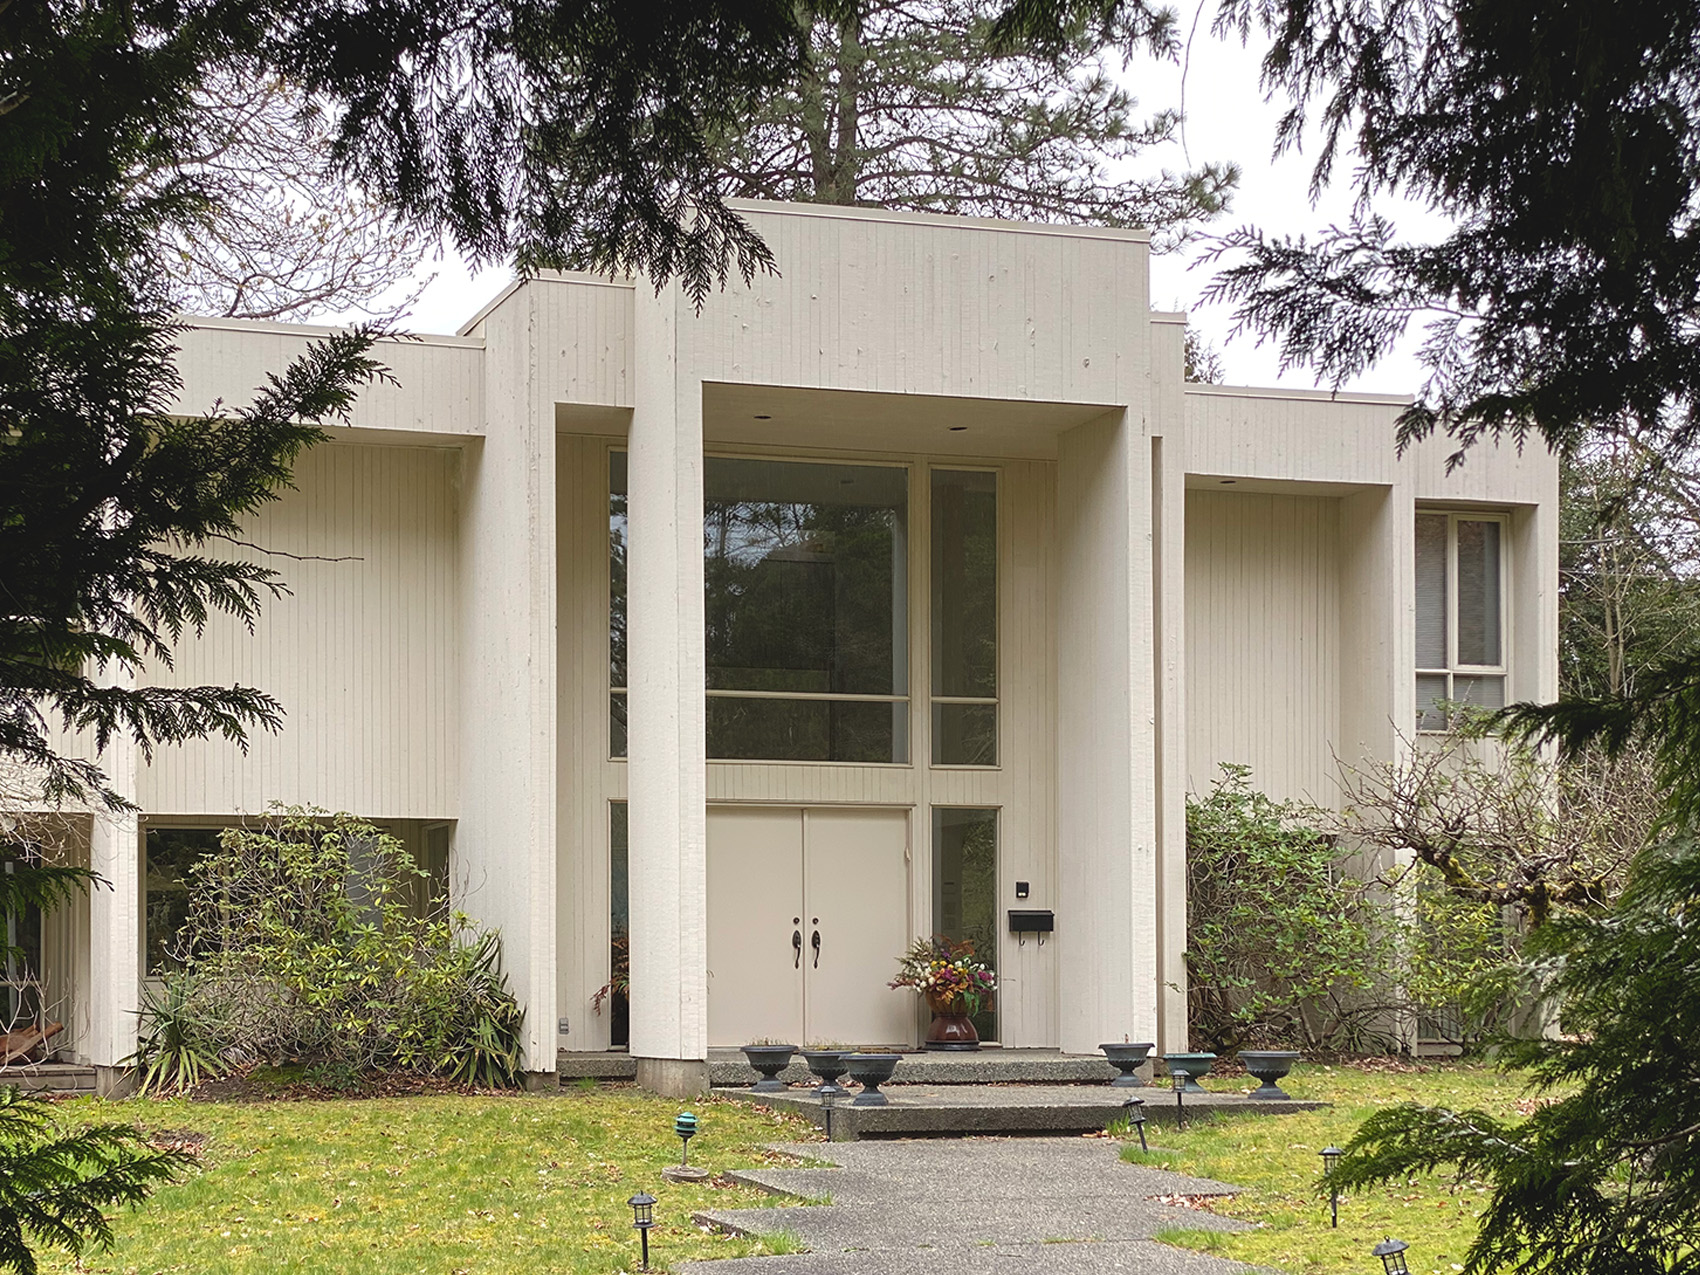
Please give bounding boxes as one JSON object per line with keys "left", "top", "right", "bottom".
{"left": 792, "top": 929, "right": 803, "bottom": 969}
{"left": 811, "top": 929, "right": 821, "bottom": 968}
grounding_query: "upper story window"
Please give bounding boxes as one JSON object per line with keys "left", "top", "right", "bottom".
{"left": 611, "top": 453, "right": 910, "bottom": 762}
{"left": 1415, "top": 511, "right": 1507, "bottom": 731}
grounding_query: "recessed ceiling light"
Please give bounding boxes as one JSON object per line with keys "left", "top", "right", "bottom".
{"left": 753, "top": 414, "right": 772, "bottom": 420}
{"left": 948, "top": 426, "right": 968, "bottom": 432}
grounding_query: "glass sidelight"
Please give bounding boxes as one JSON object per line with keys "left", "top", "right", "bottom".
{"left": 930, "top": 470, "right": 997, "bottom": 765}
{"left": 932, "top": 807, "right": 998, "bottom": 1041}
{"left": 608, "top": 803, "right": 629, "bottom": 1047}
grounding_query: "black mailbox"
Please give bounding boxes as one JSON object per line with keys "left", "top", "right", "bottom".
{"left": 1008, "top": 909, "right": 1055, "bottom": 933}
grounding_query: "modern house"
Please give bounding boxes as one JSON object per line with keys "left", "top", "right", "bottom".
{"left": 27, "top": 202, "right": 1556, "bottom": 1094}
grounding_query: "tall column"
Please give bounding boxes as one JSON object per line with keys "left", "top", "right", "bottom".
{"left": 1055, "top": 409, "right": 1160, "bottom": 1054}
{"left": 86, "top": 727, "right": 139, "bottom": 1092}
{"left": 626, "top": 283, "right": 710, "bottom": 1096}
{"left": 457, "top": 287, "right": 558, "bottom": 1085}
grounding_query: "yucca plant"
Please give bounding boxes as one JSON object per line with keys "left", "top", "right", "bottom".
{"left": 126, "top": 981, "right": 224, "bottom": 1096}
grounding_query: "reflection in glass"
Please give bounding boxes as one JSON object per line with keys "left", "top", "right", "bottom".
{"left": 610, "top": 452, "right": 627, "bottom": 689}
{"left": 1454, "top": 674, "right": 1505, "bottom": 711}
{"left": 609, "top": 803, "right": 629, "bottom": 1048}
{"left": 1416, "top": 673, "right": 1450, "bottom": 733}
{"left": 610, "top": 454, "right": 910, "bottom": 762}
{"left": 931, "top": 470, "right": 997, "bottom": 765}
{"left": 1456, "top": 520, "right": 1501, "bottom": 666}
{"left": 144, "top": 828, "right": 222, "bottom": 974}
{"left": 931, "top": 702, "right": 996, "bottom": 766}
{"left": 707, "top": 697, "right": 901, "bottom": 763}
{"left": 933, "top": 808, "right": 997, "bottom": 1041}
{"left": 1414, "top": 513, "right": 1448, "bottom": 670}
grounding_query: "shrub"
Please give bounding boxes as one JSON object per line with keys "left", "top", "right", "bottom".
{"left": 1185, "top": 766, "right": 1391, "bottom": 1053}
{"left": 130, "top": 808, "right": 523, "bottom": 1090}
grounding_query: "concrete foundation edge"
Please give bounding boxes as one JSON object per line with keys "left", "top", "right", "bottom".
{"left": 94, "top": 1065, "right": 137, "bottom": 1099}
{"left": 636, "top": 1057, "right": 711, "bottom": 1098}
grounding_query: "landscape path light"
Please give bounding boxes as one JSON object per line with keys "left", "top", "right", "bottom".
{"left": 1123, "top": 1096, "right": 1148, "bottom": 1152}
{"left": 628, "top": 1192, "right": 657, "bottom": 1271}
{"left": 1171, "top": 1067, "right": 1188, "bottom": 1131}
{"left": 675, "top": 1112, "right": 697, "bottom": 1167}
{"left": 1321, "top": 1146, "right": 1344, "bottom": 1228}
{"left": 663, "top": 1111, "right": 710, "bottom": 1183}
{"left": 820, "top": 1083, "right": 838, "bottom": 1141}
{"left": 1372, "top": 1237, "right": 1410, "bottom": 1275}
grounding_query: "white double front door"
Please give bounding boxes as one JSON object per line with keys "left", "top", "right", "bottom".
{"left": 707, "top": 806, "right": 913, "bottom": 1048}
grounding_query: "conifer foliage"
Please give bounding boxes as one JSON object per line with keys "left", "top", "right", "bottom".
{"left": 0, "top": 1087, "right": 187, "bottom": 1275}
{"left": 717, "top": 0, "right": 1236, "bottom": 244}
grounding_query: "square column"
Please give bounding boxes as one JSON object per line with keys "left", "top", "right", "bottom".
{"left": 1055, "top": 410, "right": 1161, "bottom": 1055}
{"left": 626, "top": 283, "right": 710, "bottom": 1096}
{"left": 86, "top": 725, "right": 139, "bottom": 1090}
{"left": 457, "top": 288, "right": 558, "bottom": 1082}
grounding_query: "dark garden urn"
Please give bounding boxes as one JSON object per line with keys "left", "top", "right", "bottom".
{"left": 1238, "top": 1050, "right": 1301, "bottom": 1100}
{"left": 740, "top": 1044, "right": 797, "bottom": 1093}
{"left": 843, "top": 1053, "right": 901, "bottom": 1106}
{"left": 1099, "top": 1041, "right": 1156, "bottom": 1087}
{"left": 801, "top": 1049, "right": 850, "bottom": 1096}
{"left": 1162, "top": 1051, "right": 1217, "bottom": 1093}
{"left": 923, "top": 992, "right": 980, "bottom": 1051}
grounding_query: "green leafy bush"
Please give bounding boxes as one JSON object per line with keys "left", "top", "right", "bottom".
{"left": 1185, "top": 766, "right": 1390, "bottom": 1053}
{"left": 129, "top": 809, "right": 523, "bottom": 1090}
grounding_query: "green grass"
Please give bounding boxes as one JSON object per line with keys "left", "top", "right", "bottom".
{"left": 40, "top": 1084, "right": 821, "bottom": 1274}
{"left": 1119, "top": 1061, "right": 1537, "bottom": 1275}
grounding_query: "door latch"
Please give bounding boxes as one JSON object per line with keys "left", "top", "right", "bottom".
{"left": 811, "top": 928, "right": 821, "bottom": 968}
{"left": 792, "top": 928, "right": 803, "bottom": 968}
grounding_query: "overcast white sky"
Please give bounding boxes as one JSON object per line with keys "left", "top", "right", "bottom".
{"left": 375, "top": 21, "right": 1448, "bottom": 398}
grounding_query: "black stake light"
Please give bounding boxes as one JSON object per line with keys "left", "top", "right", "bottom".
{"left": 820, "top": 1083, "right": 837, "bottom": 1141}
{"left": 1123, "top": 1096, "right": 1148, "bottom": 1153}
{"left": 1373, "top": 1237, "right": 1410, "bottom": 1275}
{"left": 1171, "top": 1067, "right": 1188, "bottom": 1131}
{"left": 1321, "top": 1146, "right": 1344, "bottom": 1228}
{"left": 628, "top": 1192, "right": 656, "bottom": 1271}
{"left": 674, "top": 1111, "right": 698, "bottom": 1168}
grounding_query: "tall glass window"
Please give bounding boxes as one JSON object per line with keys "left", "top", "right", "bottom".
{"left": 608, "top": 802, "right": 629, "bottom": 1048}
{"left": 930, "top": 469, "right": 997, "bottom": 765}
{"left": 610, "top": 454, "right": 628, "bottom": 758}
{"left": 933, "top": 807, "right": 998, "bottom": 1041}
{"left": 611, "top": 454, "right": 910, "bottom": 762}
{"left": 1415, "top": 512, "right": 1507, "bottom": 731}
{"left": 143, "top": 827, "right": 222, "bottom": 974}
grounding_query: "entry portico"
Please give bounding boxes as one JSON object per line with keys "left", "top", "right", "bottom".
{"left": 33, "top": 199, "right": 1556, "bottom": 1094}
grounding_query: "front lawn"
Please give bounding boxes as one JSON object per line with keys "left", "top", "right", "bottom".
{"left": 40, "top": 1083, "right": 819, "bottom": 1275}
{"left": 1125, "top": 1060, "right": 1535, "bottom": 1275}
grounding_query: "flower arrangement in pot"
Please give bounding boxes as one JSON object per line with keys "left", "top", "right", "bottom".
{"left": 889, "top": 936, "right": 996, "bottom": 1051}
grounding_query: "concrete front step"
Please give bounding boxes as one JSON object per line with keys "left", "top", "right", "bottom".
{"left": 0, "top": 1063, "right": 97, "bottom": 1095}
{"left": 558, "top": 1048, "right": 1121, "bottom": 1088}
{"left": 722, "top": 1082, "right": 1323, "bottom": 1140}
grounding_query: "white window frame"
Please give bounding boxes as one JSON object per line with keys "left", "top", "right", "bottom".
{"left": 1415, "top": 510, "right": 1510, "bottom": 732}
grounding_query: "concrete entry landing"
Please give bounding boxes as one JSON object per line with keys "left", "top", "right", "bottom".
{"left": 723, "top": 1082, "right": 1322, "bottom": 1141}
{"left": 559, "top": 1048, "right": 1123, "bottom": 1088}
{"left": 684, "top": 1137, "right": 1262, "bottom": 1275}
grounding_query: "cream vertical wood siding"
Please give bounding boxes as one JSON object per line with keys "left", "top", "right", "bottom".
{"left": 1184, "top": 490, "right": 1343, "bottom": 808}
{"left": 137, "top": 442, "right": 461, "bottom": 819}
{"left": 170, "top": 322, "right": 484, "bottom": 437}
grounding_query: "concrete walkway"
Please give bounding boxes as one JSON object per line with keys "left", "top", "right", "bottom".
{"left": 683, "top": 1137, "right": 1267, "bottom": 1274}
